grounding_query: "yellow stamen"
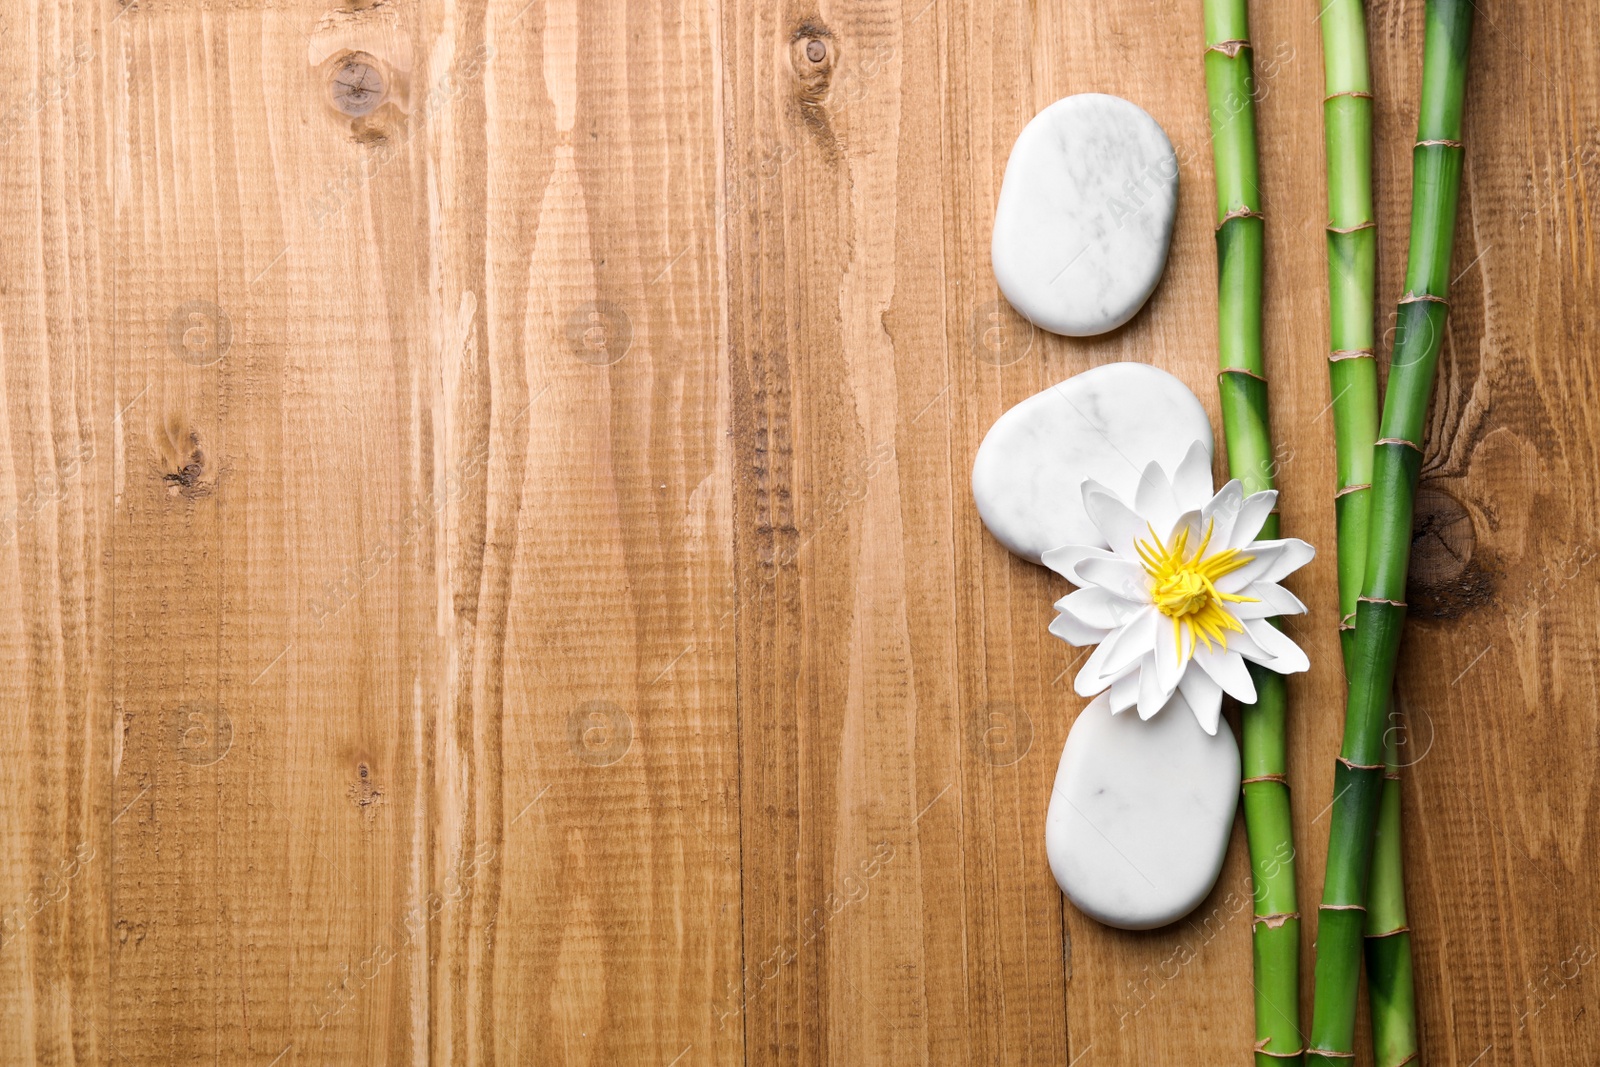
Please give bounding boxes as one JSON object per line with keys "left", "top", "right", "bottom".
{"left": 1136, "top": 520, "right": 1260, "bottom": 656}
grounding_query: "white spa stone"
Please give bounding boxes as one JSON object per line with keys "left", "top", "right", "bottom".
{"left": 971, "top": 362, "right": 1212, "bottom": 565}
{"left": 1046, "top": 691, "right": 1241, "bottom": 930}
{"left": 972, "top": 361, "right": 1240, "bottom": 930}
{"left": 992, "top": 94, "right": 1179, "bottom": 337}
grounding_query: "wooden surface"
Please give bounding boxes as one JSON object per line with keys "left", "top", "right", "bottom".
{"left": 0, "top": 0, "right": 1595, "bottom": 1062}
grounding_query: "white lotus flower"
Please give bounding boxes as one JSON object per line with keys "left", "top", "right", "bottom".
{"left": 1041, "top": 442, "right": 1315, "bottom": 735}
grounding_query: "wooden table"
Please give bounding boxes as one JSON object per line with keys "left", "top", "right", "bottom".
{"left": 2, "top": 0, "right": 1594, "bottom": 1062}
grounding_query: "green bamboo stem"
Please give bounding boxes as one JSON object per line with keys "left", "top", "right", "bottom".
{"left": 1308, "top": 0, "right": 1473, "bottom": 1062}
{"left": 1320, "top": 0, "right": 1378, "bottom": 631}
{"left": 1203, "top": 2, "right": 1303, "bottom": 1062}
{"left": 1319, "top": 0, "right": 1421, "bottom": 1061}
{"left": 1365, "top": 725, "right": 1420, "bottom": 1066}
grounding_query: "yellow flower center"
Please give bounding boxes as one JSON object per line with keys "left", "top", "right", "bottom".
{"left": 1152, "top": 570, "right": 1211, "bottom": 617}
{"left": 1135, "top": 520, "right": 1259, "bottom": 655}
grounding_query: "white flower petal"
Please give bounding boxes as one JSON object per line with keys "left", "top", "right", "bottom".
{"left": 1154, "top": 613, "right": 1191, "bottom": 692}
{"left": 1137, "top": 661, "right": 1175, "bottom": 720}
{"left": 1200, "top": 480, "right": 1245, "bottom": 549}
{"left": 1074, "top": 642, "right": 1118, "bottom": 697}
{"left": 1109, "top": 666, "right": 1142, "bottom": 714}
{"left": 1049, "top": 612, "right": 1110, "bottom": 646}
{"left": 1254, "top": 537, "right": 1316, "bottom": 585}
{"left": 1074, "top": 608, "right": 1156, "bottom": 696}
{"left": 1196, "top": 643, "right": 1257, "bottom": 704}
{"left": 1135, "top": 462, "right": 1180, "bottom": 537}
{"left": 1041, "top": 544, "right": 1117, "bottom": 585}
{"left": 1241, "top": 620, "right": 1311, "bottom": 674}
{"left": 1214, "top": 543, "right": 1285, "bottom": 591}
{"left": 1167, "top": 508, "right": 1204, "bottom": 549}
{"left": 1217, "top": 538, "right": 1315, "bottom": 592}
{"left": 1073, "top": 658, "right": 1117, "bottom": 698}
{"left": 1083, "top": 482, "right": 1149, "bottom": 562}
{"left": 1075, "top": 627, "right": 1139, "bottom": 700}
{"left": 1230, "top": 581, "right": 1308, "bottom": 620}
{"left": 1075, "top": 557, "right": 1152, "bottom": 604}
{"left": 1218, "top": 618, "right": 1271, "bottom": 663}
{"left": 1172, "top": 441, "right": 1215, "bottom": 514}
{"left": 1178, "top": 664, "right": 1224, "bottom": 735}
{"left": 1101, "top": 608, "right": 1158, "bottom": 675}
{"left": 1161, "top": 688, "right": 1198, "bottom": 728}
{"left": 1229, "top": 490, "right": 1278, "bottom": 549}
{"left": 1056, "top": 585, "right": 1144, "bottom": 629}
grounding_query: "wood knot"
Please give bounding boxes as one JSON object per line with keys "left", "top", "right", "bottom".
{"left": 313, "top": 42, "right": 409, "bottom": 143}
{"left": 348, "top": 761, "right": 385, "bottom": 817}
{"left": 328, "top": 52, "right": 387, "bottom": 117}
{"left": 1407, "top": 484, "right": 1493, "bottom": 618}
{"left": 788, "top": 21, "right": 839, "bottom": 157}
{"left": 154, "top": 417, "right": 217, "bottom": 498}
{"left": 790, "top": 22, "right": 834, "bottom": 93}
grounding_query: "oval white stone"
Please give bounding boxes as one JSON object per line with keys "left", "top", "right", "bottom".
{"left": 992, "top": 94, "right": 1178, "bottom": 337}
{"left": 971, "top": 362, "right": 1212, "bottom": 564}
{"left": 1046, "top": 692, "right": 1240, "bottom": 930}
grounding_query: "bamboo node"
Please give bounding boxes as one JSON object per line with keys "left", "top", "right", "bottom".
{"left": 1241, "top": 773, "right": 1288, "bottom": 785}
{"left": 1306, "top": 1049, "right": 1357, "bottom": 1060}
{"left": 1336, "top": 757, "right": 1384, "bottom": 771}
{"left": 1324, "top": 89, "right": 1374, "bottom": 100}
{"left": 1386, "top": 771, "right": 1402, "bottom": 780}
{"left": 1357, "top": 595, "right": 1407, "bottom": 608}
{"left": 1326, "top": 220, "right": 1376, "bottom": 234}
{"left": 1257, "top": 1045, "right": 1308, "bottom": 1059}
{"left": 1206, "top": 38, "right": 1251, "bottom": 57}
{"left": 1398, "top": 291, "right": 1450, "bottom": 307}
{"left": 1334, "top": 482, "right": 1370, "bottom": 498}
{"left": 1368, "top": 925, "right": 1411, "bottom": 938}
{"left": 1215, "top": 206, "right": 1264, "bottom": 230}
{"left": 1319, "top": 903, "right": 1368, "bottom": 913}
{"left": 1416, "top": 137, "right": 1464, "bottom": 148}
{"left": 1253, "top": 911, "right": 1300, "bottom": 929}
{"left": 1218, "top": 366, "right": 1267, "bottom": 382}
{"left": 1375, "top": 437, "right": 1424, "bottom": 454}
{"left": 1328, "top": 348, "right": 1374, "bottom": 361}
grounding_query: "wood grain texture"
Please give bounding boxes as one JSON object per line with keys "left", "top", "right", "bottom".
{"left": 0, "top": 0, "right": 1594, "bottom": 1063}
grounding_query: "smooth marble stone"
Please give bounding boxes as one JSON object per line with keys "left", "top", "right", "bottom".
{"left": 992, "top": 94, "right": 1178, "bottom": 337}
{"left": 1046, "top": 691, "right": 1240, "bottom": 930}
{"left": 971, "top": 362, "right": 1212, "bottom": 565}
